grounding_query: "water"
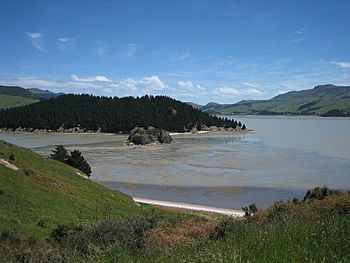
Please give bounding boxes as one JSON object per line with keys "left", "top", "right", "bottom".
{"left": 1, "top": 116, "right": 349, "bottom": 209}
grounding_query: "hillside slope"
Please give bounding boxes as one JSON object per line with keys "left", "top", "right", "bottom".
{"left": 203, "top": 84, "right": 350, "bottom": 116}
{"left": 0, "top": 140, "right": 139, "bottom": 237}
{"left": 0, "top": 85, "right": 63, "bottom": 109}
{"left": 0, "top": 94, "right": 39, "bottom": 109}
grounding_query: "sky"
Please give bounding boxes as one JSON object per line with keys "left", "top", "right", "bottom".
{"left": 0, "top": 0, "right": 350, "bottom": 104}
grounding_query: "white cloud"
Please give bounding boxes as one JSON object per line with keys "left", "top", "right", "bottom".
{"left": 26, "top": 32, "right": 42, "bottom": 39}
{"left": 216, "top": 87, "right": 264, "bottom": 96}
{"left": 331, "top": 61, "right": 350, "bottom": 68}
{"left": 71, "top": 74, "right": 112, "bottom": 82}
{"left": 58, "top": 37, "right": 75, "bottom": 53}
{"left": 141, "top": 76, "right": 166, "bottom": 90}
{"left": 177, "top": 81, "right": 206, "bottom": 91}
{"left": 25, "top": 32, "right": 46, "bottom": 52}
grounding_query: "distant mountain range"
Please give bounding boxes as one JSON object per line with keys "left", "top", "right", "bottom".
{"left": 0, "top": 85, "right": 64, "bottom": 109}
{"left": 195, "top": 85, "right": 350, "bottom": 117}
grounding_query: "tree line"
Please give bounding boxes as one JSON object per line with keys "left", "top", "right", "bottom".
{"left": 0, "top": 94, "right": 241, "bottom": 133}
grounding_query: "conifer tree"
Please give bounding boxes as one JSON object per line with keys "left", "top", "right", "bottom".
{"left": 50, "top": 145, "right": 69, "bottom": 163}
{"left": 67, "top": 150, "right": 92, "bottom": 177}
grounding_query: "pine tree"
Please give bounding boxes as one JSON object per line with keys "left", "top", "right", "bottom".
{"left": 50, "top": 145, "right": 69, "bottom": 163}
{"left": 67, "top": 150, "right": 92, "bottom": 177}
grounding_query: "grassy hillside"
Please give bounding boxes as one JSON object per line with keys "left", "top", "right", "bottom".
{"left": 0, "top": 140, "right": 139, "bottom": 237}
{"left": 0, "top": 85, "right": 38, "bottom": 99}
{"left": 204, "top": 84, "right": 350, "bottom": 116}
{"left": 0, "top": 94, "right": 39, "bottom": 109}
{"left": 0, "top": 85, "right": 63, "bottom": 108}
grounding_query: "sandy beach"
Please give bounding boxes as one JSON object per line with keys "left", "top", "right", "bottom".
{"left": 133, "top": 197, "right": 245, "bottom": 217}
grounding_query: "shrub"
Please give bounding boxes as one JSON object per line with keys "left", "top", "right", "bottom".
{"left": 51, "top": 213, "right": 159, "bottom": 255}
{"left": 0, "top": 229, "right": 20, "bottom": 244}
{"left": 37, "top": 219, "right": 47, "bottom": 228}
{"left": 266, "top": 200, "right": 291, "bottom": 221}
{"left": 242, "top": 203, "right": 258, "bottom": 218}
{"left": 24, "top": 169, "right": 35, "bottom": 176}
{"left": 9, "top": 153, "right": 15, "bottom": 162}
{"left": 304, "top": 186, "right": 338, "bottom": 201}
{"left": 208, "top": 218, "right": 231, "bottom": 240}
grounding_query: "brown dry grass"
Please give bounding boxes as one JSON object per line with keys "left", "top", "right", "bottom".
{"left": 151, "top": 219, "right": 218, "bottom": 246}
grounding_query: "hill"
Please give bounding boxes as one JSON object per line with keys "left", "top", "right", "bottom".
{"left": 0, "top": 94, "right": 240, "bottom": 133}
{"left": 0, "top": 140, "right": 139, "bottom": 237}
{"left": 0, "top": 94, "right": 39, "bottom": 109}
{"left": 202, "top": 84, "right": 350, "bottom": 116}
{"left": 27, "top": 88, "right": 64, "bottom": 100}
{"left": 0, "top": 85, "right": 63, "bottom": 109}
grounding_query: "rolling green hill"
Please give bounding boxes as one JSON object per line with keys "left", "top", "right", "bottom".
{"left": 0, "top": 85, "right": 63, "bottom": 109}
{"left": 202, "top": 84, "right": 350, "bottom": 116}
{"left": 0, "top": 94, "right": 39, "bottom": 109}
{"left": 0, "top": 140, "right": 139, "bottom": 237}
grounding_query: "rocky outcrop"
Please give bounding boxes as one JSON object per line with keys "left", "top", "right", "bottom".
{"left": 127, "top": 127, "right": 173, "bottom": 145}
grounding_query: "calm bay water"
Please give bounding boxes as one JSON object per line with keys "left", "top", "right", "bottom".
{"left": 1, "top": 116, "right": 349, "bottom": 209}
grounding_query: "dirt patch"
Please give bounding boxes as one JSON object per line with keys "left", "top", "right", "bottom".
{"left": 151, "top": 220, "right": 218, "bottom": 246}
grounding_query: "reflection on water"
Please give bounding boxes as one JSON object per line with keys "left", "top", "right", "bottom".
{"left": 1, "top": 116, "right": 349, "bottom": 209}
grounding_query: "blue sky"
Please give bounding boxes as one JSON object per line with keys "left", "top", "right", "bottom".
{"left": 1, "top": 0, "right": 350, "bottom": 104}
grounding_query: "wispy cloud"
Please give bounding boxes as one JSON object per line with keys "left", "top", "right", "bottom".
{"left": 2, "top": 75, "right": 168, "bottom": 97}
{"left": 71, "top": 74, "right": 111, "bottom": 82}
{"left": 58, "top": 37, "right": 75, "bottom": 53}
{"left": 119, "top": 43, "right": 137, "bottom": 59}
{"left": 240, "top": 81, "right": 263, "bottom": 89}
{"left": 26, "top": 32, "right": 46, "bottom": 52}
{"left": 170, "top": 49, "right": 191, "bottom": 63}
{"left": 290, "top": 28, "right": 307, "bottom": 43}
{"left": 331, "top": 61, "right": 350, "bottom": 68}
{"left": 177, "top": 81, "right": 205, "bottom": 91}
{"left": 216, "top": 86, "right": 265, "bottom": 96}
{"left": 95, "top": 40, "right": 107, "bottom": 57}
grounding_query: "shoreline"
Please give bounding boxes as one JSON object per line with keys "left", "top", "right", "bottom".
{"left": 133, "top": 197, "right": 245, "bottom": 217}
{"left": 0, "top": 129, "right": 250, "bottom": 137}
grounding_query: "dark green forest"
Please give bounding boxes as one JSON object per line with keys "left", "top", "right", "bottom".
{"left": 0, "top": 94, "right": 239, "bottom": 133}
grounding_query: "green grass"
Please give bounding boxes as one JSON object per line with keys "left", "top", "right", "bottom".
{"left": 206, "top": 85, "right": 350, "bottom": 116}
{"left": 0, "top": 94, "right": 38, "bottom": 109}
{"left": 0, "top": 140, "right": 140, "bottom": 237}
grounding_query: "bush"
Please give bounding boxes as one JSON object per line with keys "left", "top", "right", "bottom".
{"left": 9, "top": 153, "right": 15, "bottom": 162}
{"left": 51, "top": 213, "right": 159, "bottom": 255}
{"left": 304, "top": 186, "right": 338, "bottom": 201}
{"left": 266, "top": 200, "right": 291, "bottom": 221}
{"left": 242, "top": 203, "right": 258, "bottom": 218}
{"left": 24, "top": 169, "right": 35, "bottom": 176}
{"left": 208, "top": 218, "right": 231, "bottom": 240}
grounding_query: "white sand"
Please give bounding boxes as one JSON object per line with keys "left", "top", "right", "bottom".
{"left": 133, "top": 197, "right": 244, "bottom": 217}
{"left": 0, "top": 158, "right": 19, "bottom": 171}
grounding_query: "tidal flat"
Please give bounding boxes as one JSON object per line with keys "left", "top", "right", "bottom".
{"left": 1, "top": 116, "right": 349, "bottom": 209}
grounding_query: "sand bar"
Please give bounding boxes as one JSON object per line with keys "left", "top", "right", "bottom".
{"left": 133, "top": 197, "right": 245, "bottom": 217}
